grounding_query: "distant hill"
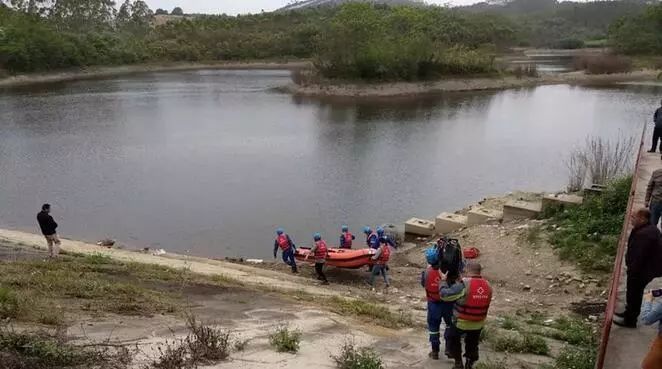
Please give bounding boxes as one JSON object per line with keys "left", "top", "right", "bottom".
{"left": 459, "top": 0, "right": 652, "bottom": 15}
{"left": 278, "top": 0, "right": 424, "bottom": 12}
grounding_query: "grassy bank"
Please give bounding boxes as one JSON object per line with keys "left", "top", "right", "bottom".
{"left": 481, "top": 312, "right": 599, "bottom": 369}
{"left": 541, "top": 176, "right": 631, "bottom": 273}
{"left": 0, "top": 251, "right": 238, "bottom": 325}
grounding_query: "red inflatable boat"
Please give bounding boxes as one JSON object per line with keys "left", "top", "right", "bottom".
{"left": 295, "top": 247, "right": 375, "bottom": 269}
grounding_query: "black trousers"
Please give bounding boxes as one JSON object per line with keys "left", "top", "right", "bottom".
{"left": 652, "top": 127, "right": 662, "bottom": 152}
{"left": 315, "top": 263, "right": 327, "bottom": 282}
{"left": 624, "top": 273, "right": 652, "bottom": 325}
{"left": 447, "top": 325, "right": 482, "bottom": 362}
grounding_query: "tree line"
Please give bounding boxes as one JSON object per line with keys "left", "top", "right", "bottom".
{"left": 608, "top": 4, "right": 662, "bottom": 55}
{"left": 0, "top": 0, "right": 659, "bottom": 79}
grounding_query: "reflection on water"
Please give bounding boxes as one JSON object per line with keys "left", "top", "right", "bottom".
{"left": 507, "top": 52, "right": 577, "bottom": 73}
{"left": 0, "top": 70, "right": 660, "bottom": 258}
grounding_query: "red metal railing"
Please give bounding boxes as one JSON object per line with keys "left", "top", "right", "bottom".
{"left": 594, "top": 123, "right": 647, "bottom": 369}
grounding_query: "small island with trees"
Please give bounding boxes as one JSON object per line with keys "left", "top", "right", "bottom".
{"left": 0, "top": 0, "right": 660, "bottom": 94}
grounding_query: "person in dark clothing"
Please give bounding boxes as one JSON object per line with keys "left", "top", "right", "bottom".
{"left": 614, "top": 208, "right": 662, "bottom": 328}
{"left": 649, "top": 100, "right": 662, "bottom": 153}
{"left": 437, "top": 237, "right": 464, "bottom": 278}
{"left": 36, "top": 204, "right": 60, "bottom": 258}
{"left": 646, "top": 168, "right": 662, "bottom": 227}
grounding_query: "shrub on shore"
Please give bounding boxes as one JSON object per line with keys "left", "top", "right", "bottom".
{"left": 269, "top": 325, "right": 302, "bottom": 353}
{"left": 0, "top": 327, "right": 132, "bottom": 369}
{"left": 492, "top": 333, "right": 550, "bottom": 355}
{"left": 333, "top": 340, "right": 384, "bottom": 369}
{"left": 572, "top": 54, "right": 632, "bottom": 75}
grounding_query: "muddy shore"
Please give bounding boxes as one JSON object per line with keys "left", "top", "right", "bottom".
{"left": 0, "top": 182, "right": 610, "bottom": 369}
{"left": 282, "top": 70, "right": 660, "bottom": 98}
{"left": 2, "top": 62, "right": 658, "bottom": 96}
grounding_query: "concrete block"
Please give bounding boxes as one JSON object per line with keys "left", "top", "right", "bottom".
{"left": 405, "top": 218, "right": 435, "bottom": 236}
{"left": 467, "top": 207, "right": 503, "bottom": 226}
{"left": 542, "top": 194, "right": 583, "bottom": 212}
{"left": 503, "top": 200, "right": 542, "bottom": 221}
{"left": 435, "top": 213, "right": 468, "bottom": 234}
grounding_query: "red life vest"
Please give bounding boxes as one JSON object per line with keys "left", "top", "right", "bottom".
{"left": 454, "top": 277, "right": 493, "bottom": 322}
{"left": 425, "top": 267, "right": 443, "bottom": 302}
{"left": 314, "top": 240, "right": 328, "bottom": 260}
{"left": 277, "top": 234, "right": 291, "bottom": 251}
{"left": 375, "top": 245, "right": 390, "bottom": 265}
{"left": 342, "top": 232, "right": 353, "bottom": 248}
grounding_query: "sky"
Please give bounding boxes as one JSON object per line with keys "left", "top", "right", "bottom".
{"left": 145, "top": 0, "right": 480, "bottom": 15}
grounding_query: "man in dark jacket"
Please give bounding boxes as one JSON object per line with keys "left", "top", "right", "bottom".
{"left": 649, "top": 100, "right": 662, "bottom": 153}
{"left": 37, "top": 204, "right": 60, "bottom": 258}
{"left": 646, "top": 167, "right": 662, "bottom": 227}
{"left": 614, "top": 208, "right": 662, "bottom": 328}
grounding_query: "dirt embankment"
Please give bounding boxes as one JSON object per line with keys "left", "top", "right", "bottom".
{"left": 0, "top": 204, "right": 607, "bottom": 369}
{"left": 0, "top": 61, "right": 311, "bottom": 88}
{"left": 282, "top": 70, "right": 660, "bottom": 98}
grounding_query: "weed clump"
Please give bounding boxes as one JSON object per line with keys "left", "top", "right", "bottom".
{"left": 499, "top": 316, "right": 519, "bottom": 330}
{"left": 0, "top": 327, "right": 131, "bottom": 369}
{"left": 475, "top": 358, "right": 509, "bottom": 369}
{"left": 148, "top": 342, "right": 191, "bottom": 369}
{"left": 492, "top": 333, "right": 550, "bottom": 356}
{"left": 332, "top": 340, "right": 384, "bottom": 369}
{"left": 269, "top": 325, "right": 302, "bottom": 353}
{"left": 327, "top": 296, "right": 412, "bottom": 328}
{"left": 145, "top": 317, "right": 232, "bottom": 369}
{"left": 185, "top": 316, "right": 231, "bottom": 363}
{"left": 0, "top": 287, "right": 21, "bottom": 319}
{"left": 554, "top": 344, "right": 596, "bottom": 369}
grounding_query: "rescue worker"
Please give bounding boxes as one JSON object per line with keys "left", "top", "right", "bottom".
{"left": 377, "top": 226, "right": 396, "bottom": 249}
{"left": 421, "top": 248, "right": 443, "bottom": 360}
{"left": 364, "top": 226, "right": 380, "bottom": 249}
{"left": 306, "top": 233, "right": 329, "bottom": 285}
{"left": 370, "top": 239, "right": 391, "bottom": 290}
{"left": 339, "top": 225, "right": 355, "bottom": 249}
{"left": 441, "top": 262, "right": 493, "bottom": 369}
{"left": 273, "top": 228, "right": 298, "bottom": 273}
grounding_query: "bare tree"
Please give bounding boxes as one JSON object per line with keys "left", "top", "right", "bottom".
{"left": 565, "top": 147, "right": 588, "bottom": 192}
{"left": 565, "top": 133, "right": 637, "bottom": 190}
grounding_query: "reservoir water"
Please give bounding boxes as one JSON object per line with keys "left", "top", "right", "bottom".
{"left": 0, "top": 70, "right": 660, "bottom": 258}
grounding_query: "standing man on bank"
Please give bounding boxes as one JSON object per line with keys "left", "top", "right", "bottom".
{"left": 650, "top": 99, "right": 662, "bottom": 153}
{"left": 37, "top": 204, "right": 60, "bottom": 258}
{"left": 614, "top": 208, "right": 662, "bottom": 328}
{"left": 646, "top": 166, "right": 662, "bottom": 227}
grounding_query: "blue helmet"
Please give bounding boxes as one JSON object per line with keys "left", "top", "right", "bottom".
{"left": 313, "top": 233, "right": 322, "bottom": 241}
{"left": 376, "top": 227, "right": 384, "bottom": 236}
{"left": 341, "top": 225, "right": 349, "bottom": 232}
{"left": 363, "top": 226, "right": 372, "bottom": 234}
{"left": 425, "top": 248, "right": 439, "bottom": 265}
{"left": 276, "top": 228, "right": 284, "bottom": 235}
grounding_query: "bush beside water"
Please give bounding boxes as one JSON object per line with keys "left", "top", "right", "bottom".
{"left": 544, "top": 176, "right": 631, "bottom": 272}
